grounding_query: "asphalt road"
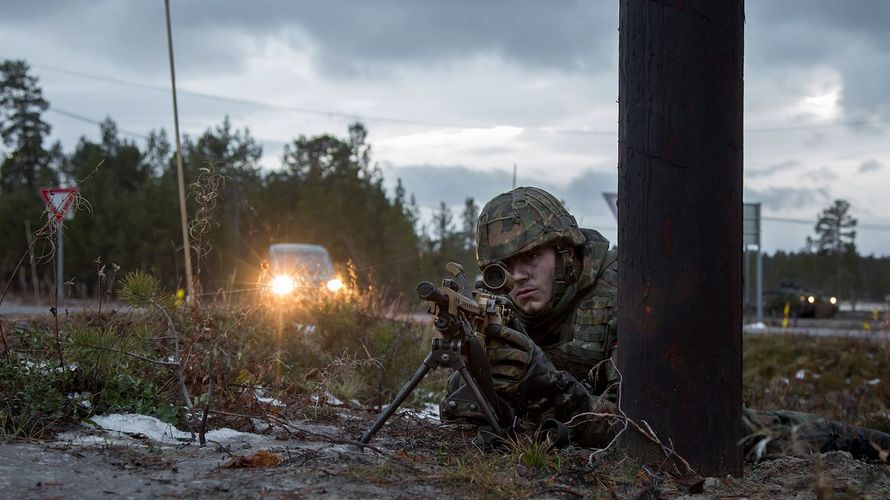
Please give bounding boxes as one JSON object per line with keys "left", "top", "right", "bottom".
{"left": 743, "top": 322, "right": 889, "bottom": 341}
{"left": 3, "top": 301, "right": 886, "bottom": 342}
{"left": 0, "top": 300, "right": 131, "bottom": 316}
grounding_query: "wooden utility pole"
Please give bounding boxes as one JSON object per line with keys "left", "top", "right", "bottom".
{"left": 617, "top": 0, "right": 744, "bottom": 476}
{"left": 165, "top": 0, "right": 195, "bottom": 301}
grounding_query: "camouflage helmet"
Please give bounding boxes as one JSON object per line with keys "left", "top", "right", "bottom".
{"left": 476, "top": 186, "right": 585, "bottom": 267}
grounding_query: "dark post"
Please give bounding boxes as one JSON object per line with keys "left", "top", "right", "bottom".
{"left": 617, "top": 0, "right": 744, "bottom": 476}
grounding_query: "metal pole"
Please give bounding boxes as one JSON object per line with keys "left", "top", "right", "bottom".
{"left": 742, "top": 245, "right": 751, "bottom": 316}
{"left": 164, "top": 0, "right": 195, "bottom": 300}
{"left": 618, "top": 0, "right": 744, "bottom": 476}
{"left": 756, "top": 245, "right": 764, "bottom": 324}
{"left": 56, "top": 221, "right": 63, "bottom": 305}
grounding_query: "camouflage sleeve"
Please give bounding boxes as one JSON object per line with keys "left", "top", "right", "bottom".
{"left": 741, "top": 407, "right": 890, "bottom": 462}
{"left": 486, "top": 324, "right": 619, "bottom": 447}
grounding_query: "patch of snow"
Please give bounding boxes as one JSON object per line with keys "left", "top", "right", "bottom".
{"left": 256, "top": 396, "right": 285, "bottom": 407}
{"left": 310, "top": 391, "right": 343, "bottom": 406}
{"left": 20, "top": 359, "right": 78, "bottom": 374}
{"left": 251, "top": 418, "right": 273, "bottom": 433}
{"left": 745, "top": 322, "right": 767, "bottom": 330}
{"left": 90, "top": 414, "right": 192, "bottom": 444}
{"left": 87, "top": 413, "right": 257, "bottom": 445}
{"left": 253, "top": 387, "right": 286, "bottom": 407}
{"left": 795, "top": 369, "right": 806, "bottom": 380}
{"left": 204, "top": 427, "right": 254, "bottom": 441}
{"left": 66, "top": 392, "right": 93, "bottom": 409}
{"left": 867, "top": 378, "right": 881, "bottom": 385}
{"left": 415, "top": 402, "right": 440, "bottom": 420}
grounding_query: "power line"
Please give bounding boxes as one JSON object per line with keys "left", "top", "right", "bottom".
{"left": 32, "top": 63, "right": 480, "bottom": 129}
{"left": 763, "top": 215, "right": 890, "bottom": 232}
{"left": 32, "top": 62, "right": 890, "bottom": 135}
{"left": 47, "top": 106, "right": 150, "bottom": 140}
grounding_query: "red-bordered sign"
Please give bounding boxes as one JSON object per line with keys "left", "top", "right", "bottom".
{"left": 39, "top": 186, "right": 79, "bottom": 223}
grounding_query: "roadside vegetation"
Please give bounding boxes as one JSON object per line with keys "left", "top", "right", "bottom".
{"left": 744, "top": 333, "right": 890, "bottom": 434}
{"left": 0, "top": 276, "right": 442, "bottom": 441}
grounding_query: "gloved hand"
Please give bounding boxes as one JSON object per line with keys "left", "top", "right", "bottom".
{"left": 484, "top": 323, "right": 536, "bottom": 396}
{"left": 485, "top": 323, "right": 620, "bottom": 448}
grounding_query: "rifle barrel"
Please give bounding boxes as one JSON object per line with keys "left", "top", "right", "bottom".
{"left": 416, "top": 281, "right": 447, "bottom": 305}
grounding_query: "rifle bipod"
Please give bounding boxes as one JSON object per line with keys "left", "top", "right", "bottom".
{"left": 359, "top": 337, "right": 510, "bottom": 445}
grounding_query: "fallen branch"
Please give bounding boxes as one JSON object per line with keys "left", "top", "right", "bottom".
{"left": 69, "top": 341, "right": 179, "bottom": 366}
{"left": 266, "top": 414, "right": 425, "bottom": 473}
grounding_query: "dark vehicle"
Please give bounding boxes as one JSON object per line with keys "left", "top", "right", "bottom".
{"left": 764, "top": 282, "right": 838, "bottom": 319}
{"left": 264, "top": 244, "right": 344, "bottom": 299}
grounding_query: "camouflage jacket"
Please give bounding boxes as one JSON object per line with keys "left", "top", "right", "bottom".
{"left": 501, "top": 228, "right": 620, "bottom": 447}
{"left": 533, "top": 228, "right": 619, "bottom": 399}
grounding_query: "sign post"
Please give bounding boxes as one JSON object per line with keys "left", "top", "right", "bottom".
{"left": 743, "top": 203, "right": 763, "bottom": 323}
{"left": 602, "top": 192, "right": 619, "bottom": 221}
{"left": 39, "top": 187, "right": 78, "bottom": 305}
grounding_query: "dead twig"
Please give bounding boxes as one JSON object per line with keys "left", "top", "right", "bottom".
{"left": 68, "top": 341, "right": 179, "bottom": 366}
{"left": 199, "top": 376, "right": 214, "bottom": 445}
{"left": 144, "top": 294, "right": 195, "bottom": 418}
{"left": 266, "top": 415, "right": 425, "bottom": 473}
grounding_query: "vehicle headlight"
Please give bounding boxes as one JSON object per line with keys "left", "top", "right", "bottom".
{"left": 829, "top": 296, "right": 837, "bottom": 305}
{"left": 807, "top": 296, "right": 815, "bottom": 304}
{"left": 326, "top": 278, "right": 344, "bottom": 292}
{"left": 270, "top": 275, "right": 296, "bottom": 296}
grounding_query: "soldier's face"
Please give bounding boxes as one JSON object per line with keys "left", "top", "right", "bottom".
{"left": 504, "top": 246, "right": 557, "bottom": 316}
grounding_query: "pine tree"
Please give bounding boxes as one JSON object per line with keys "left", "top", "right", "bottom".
{"left": 810, "top": 199, "right": 860, "bottom": 300}
{"left": 461, "top": 197, "right": 479, "bottom": 251}
{"left": 0, "top": 60, "right": 56, "bottom": 192}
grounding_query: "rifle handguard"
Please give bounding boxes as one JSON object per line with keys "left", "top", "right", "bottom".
{"left": 417, "top": 281, "right": 483, "bottom": 316}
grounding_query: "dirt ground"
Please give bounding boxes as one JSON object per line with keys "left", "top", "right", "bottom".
{"left": 2, "top": 408, "right": 888, "bottom": 499}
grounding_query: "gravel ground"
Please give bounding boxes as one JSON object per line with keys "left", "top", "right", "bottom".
{"left": 1, "top": 413, "right": 888, "bottom": 499}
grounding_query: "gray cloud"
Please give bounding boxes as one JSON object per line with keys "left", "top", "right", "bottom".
{"left": 746, "top": 0, "right": 890, "bottom": 123}
{"left": 1, "top": 0, "right": 617, "bottom": 80}
{"left": 806, "top": 166, "right": 838, "bottom": 183}
{"left": 746, "top": 160, "right": 800, "bottom": 178}
{"left": 859, "top": 159, "right": 882, "bottom": 173}
{"left": 8, "top": 0, "right": 890, "bottom": 126}
{"left": 743, "top": 185, "right": 831, "bottom": 212}
{"left": 387, "top": 163, "right": 617, "bottom": 226}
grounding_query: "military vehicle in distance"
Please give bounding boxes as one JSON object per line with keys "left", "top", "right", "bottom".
{"left": 764, "top": 282, "right": 838, "bottom": 319}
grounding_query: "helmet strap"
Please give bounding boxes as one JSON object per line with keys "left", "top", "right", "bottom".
{"left": 550, "top": 243, "right": 578, "bottom": 306}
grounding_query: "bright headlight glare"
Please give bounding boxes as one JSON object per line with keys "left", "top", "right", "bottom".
{"left": 829, "top": 296, "right": 837, "bottom": 304}
{"left": 807, "top": 296, "right": 815, "bottom": 304}
{"left": 270, "top": 275, "right": 296, "bottom": 295}
{"left": 326, "top": 278, "right": 344, "bottom": 292}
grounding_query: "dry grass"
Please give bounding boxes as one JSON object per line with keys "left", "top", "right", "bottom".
{"left": 743, "top": 332, "right": 890, "bottom": 432}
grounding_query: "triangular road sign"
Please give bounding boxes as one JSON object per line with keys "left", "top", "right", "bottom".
{"left": 39, "top": 186, "right": 79, "bottom": 222}
{"left": 602, "top": 192, "right": 618, "bottom": 221}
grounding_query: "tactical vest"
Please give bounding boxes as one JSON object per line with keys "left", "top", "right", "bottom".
{"left": 542, "top": 231, "right": 619, "bottom": 397}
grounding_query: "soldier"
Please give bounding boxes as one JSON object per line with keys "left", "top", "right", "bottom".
{"left": 443, "top": 186, "right": 890, "bottom": 462}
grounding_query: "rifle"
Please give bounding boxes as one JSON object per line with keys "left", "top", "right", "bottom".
{"left": 359, "top": 262, "right": 516, "bottom": 445}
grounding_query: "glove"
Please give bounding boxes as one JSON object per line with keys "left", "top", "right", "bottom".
{"left": 485, "top": 323, "right": 620, "bottom": 448}
{"left": 484, "top": 323, "right": 536, "bottom": 396}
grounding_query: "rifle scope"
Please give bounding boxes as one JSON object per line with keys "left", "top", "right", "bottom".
{"left": 481, "top": 263, "right": 514, "bottom": 293}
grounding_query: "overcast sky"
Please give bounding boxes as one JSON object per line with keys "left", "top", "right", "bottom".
{"left": 3, "top": 0, "right": 890, "bottom": 255}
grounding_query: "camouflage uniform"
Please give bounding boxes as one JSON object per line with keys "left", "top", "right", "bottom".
{"left": 443, "top": 186, "right": 890, "bottom": 461}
